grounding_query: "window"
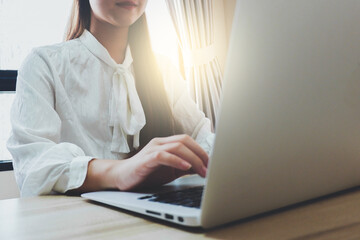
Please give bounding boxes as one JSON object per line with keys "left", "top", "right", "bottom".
{"left": 0, "top": 0, "right": 180, "bottom": 167}
{"left": 0, "top": 71, "right": 16, "bottom": 161}
{"left": 0, "top": 70, "right": 16, "bottom": 170}
{"left": 146, "top": 0, "right": 180, "bottom": 69}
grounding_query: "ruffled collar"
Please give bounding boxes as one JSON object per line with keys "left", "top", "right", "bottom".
{"left": 79, "top": 30, "right": 146, "bottom": 153}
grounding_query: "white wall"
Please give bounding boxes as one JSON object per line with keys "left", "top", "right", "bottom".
{"left": 0, "top": 171, "right": 20, "bottom": 200}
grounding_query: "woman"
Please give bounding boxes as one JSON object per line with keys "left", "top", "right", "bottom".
{"left": 7, "top": 0, "right": 214, "bottom": 197}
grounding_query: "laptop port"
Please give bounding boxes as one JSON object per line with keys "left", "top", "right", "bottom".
{"left": 165, "top": 214, "right": 174, "bottom": 220}
{"left": 178, "top": 217, "right": 184, "bottom": 222}
{"left": 146, "top": 210, "right": 161, "bottom": 216}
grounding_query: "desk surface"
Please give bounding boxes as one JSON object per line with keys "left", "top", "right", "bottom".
{"left": 1, "top": 188, "right": 360, "bottom": 240}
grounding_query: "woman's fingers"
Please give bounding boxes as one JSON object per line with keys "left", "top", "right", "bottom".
{"left": 123, "top": 135, "right": 210, "bottom": 191}
{"left": 144, "top": 151, "right": 192, "bottom": 172}
{"left": 132, "top": 134, "right": 209, "bottom": 182}
{"left": 157, "top": 142, "right": 207, "bottom": 177}
{"left": 152, "top": 134, "right": 209, "bottom": 166}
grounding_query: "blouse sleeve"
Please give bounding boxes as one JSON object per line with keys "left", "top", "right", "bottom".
{"left": 157, "top": 56, "right": 215, "bottom": 155}
{"left": 7, "top": 49, "right": 93, "bottom": 197}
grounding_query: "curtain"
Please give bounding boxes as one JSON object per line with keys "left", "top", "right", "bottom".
{"left": 165, "top": 0, "right": 223, "bottom": 130}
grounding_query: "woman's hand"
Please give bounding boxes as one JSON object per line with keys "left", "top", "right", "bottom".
{"left": 111, "top": 134, "right": 209, "bottom": 191}
{"left": 70, "top": 134, "right": 208, "bottom": 194}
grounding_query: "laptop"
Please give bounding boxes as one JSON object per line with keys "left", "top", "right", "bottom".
{"left": 82, "top": 0, "right": 360, "bottom": 228}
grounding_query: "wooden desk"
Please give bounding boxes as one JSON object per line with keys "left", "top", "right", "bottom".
{"left": 1, "top": 188, "right": 360, "bottom": 240}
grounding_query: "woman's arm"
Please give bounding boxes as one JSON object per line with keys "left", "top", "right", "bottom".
{"left": 72, "top": 134, "right": 209, "bottom": 193}
{"left": 7, "top": 49, "right": 94, "bottom": 197}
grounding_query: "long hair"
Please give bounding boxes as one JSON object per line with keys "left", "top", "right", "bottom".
{"left": 65, "top": 0, "right": 91, "bottom": 40}
{"left": 65, "top": 0, "right": 179, "bottom": 147}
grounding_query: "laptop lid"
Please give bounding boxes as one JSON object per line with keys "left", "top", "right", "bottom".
{"left": 200, "top": 0, "right": 360, "bottom": 228}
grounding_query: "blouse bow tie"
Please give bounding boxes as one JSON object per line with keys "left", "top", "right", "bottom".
{"left": 109, "top": 62, "right": 146, "bottom": 153}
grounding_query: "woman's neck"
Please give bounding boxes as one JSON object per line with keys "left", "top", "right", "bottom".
{"left": 89, "top": 17, "right": 129, "bottom": 64}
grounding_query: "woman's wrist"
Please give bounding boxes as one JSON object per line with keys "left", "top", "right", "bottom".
{"left": 108, "top": 157, "right": 138, "bottom": 191}
{"left": 73, "top": 158, "right": 119, "bottom": 193}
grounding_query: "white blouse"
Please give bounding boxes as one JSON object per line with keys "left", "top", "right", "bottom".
{"left": 7, "top": 30, "right": 214, "bottom": 197}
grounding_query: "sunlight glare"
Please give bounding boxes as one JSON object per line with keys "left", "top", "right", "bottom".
{"left": 146, "top": 0, "right": 179, "bottom": 70}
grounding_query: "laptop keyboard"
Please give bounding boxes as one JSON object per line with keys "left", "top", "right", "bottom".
{"left": 138, "top": 186, "right": 204, "bottom": 209}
